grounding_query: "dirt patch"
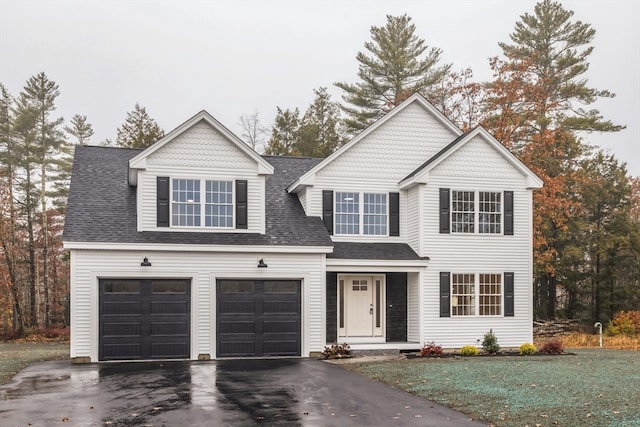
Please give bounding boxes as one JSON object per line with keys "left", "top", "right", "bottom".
{"left": 0, "top": 342, "right": 69, "bottom": 386}
{"left": 345, "top": 348, "right": 640, "bottom": 427}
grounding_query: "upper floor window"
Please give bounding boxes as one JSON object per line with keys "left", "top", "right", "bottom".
{"left": 335, "top": 192, "right": 387, "bottom": 235}
{"left": 172, "top": 179, "right": 201, "bottom": 226}
{"left": 205, "top": 180, "right": 233, "bottom": 227}
{"left": 451, "top": 190, "right": 501, "bottom": 234}
{"left": 172, "top": 178, "right": 233, "bottom": 228}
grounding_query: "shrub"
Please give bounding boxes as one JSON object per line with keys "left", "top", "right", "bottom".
{"left": 519, "top": 343, "right": 537, "bottom": 356}
{"left": 322, "top": 342, "right": 351, "bottom": 359}
{"left": 482, "top": 329, "right": 500, "bottom": 354}
{"left": 540, "top": 339, "right": 564, "bottom": 354}
{"left": 605, "top": 311, "right": 640, "bottom": 337}
{"left": 418, "top": 341, "right": 443, "bottom": 357}
{"left": 460, "top": 345, "right": 479, "bottom": 356}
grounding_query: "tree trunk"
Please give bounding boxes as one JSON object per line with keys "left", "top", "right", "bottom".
{"left": 547, "top": 273, "right": 556, "bottom": 319}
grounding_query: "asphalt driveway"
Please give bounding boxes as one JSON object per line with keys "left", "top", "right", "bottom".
{"left": 0, "top": 358, "right": 485, "bottom": 426}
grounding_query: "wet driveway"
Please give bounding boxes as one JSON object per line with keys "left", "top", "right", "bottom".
{"left": 0, "top": 358, "right": 485, "bottom": 426}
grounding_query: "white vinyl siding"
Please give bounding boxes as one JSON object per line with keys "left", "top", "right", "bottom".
{"left": 138, "top": 119, "right": 266, "bottom": 233}
{"left": 68, "top": 248, "right": 325, "bottom": 362}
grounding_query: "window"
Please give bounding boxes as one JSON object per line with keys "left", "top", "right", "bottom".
{"left": 363, "top": 193, "right": 387, "bottom": 235}
{"left": 451, "top": 190, "right": 501, "bottom": 234}
{"left": 171, "top": 178, "right": 233, "bottom": 228}
{"left": 479, "top": 274, "right": 502, "bottom": 315}
{"left": 451, "top": 273, "right": 503, "bottom": 316}
{"left": 479, "top": 192, "right": 501, "bottom": 234}
{"left": 452, "top": 274, "right": 475, "bottom": 315}
{"left": 172, "top": 179, "right": 201, "bottom": 226}
{"left": 205, "top": 180, "right": 233, "bottom": 227}
{"left": 335, "top": 192, "right": 359, "bottom": 234}
{"left": 335, "top": 192, "right": 387, "bottom": 235}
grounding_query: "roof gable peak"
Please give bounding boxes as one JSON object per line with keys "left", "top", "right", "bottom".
{"left": 128, "top": 110, "right": 273, "bottom": 185}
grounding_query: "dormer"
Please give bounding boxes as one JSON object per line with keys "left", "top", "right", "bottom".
{"left": 128, "top": 110, "right": 274, "bottom": 234}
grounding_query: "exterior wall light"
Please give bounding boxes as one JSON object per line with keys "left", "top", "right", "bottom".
{"left": 257, "top": 258, "right": 268, "bottom": 268}
{"left": 141, "top": 257, "right": 152, "bottom": 267}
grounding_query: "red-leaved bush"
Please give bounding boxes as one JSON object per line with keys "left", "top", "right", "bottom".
{"left": 540, "top": 339, "right": 564, "bottom": 354}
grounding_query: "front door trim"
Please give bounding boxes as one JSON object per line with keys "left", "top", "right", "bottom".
{"left": 337, "top": 274, "right": 385, "bottom": 340}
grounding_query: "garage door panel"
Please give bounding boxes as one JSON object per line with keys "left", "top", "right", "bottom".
{"left": 151, "top": 301, "right": 189, "bottom": 314}
{"left": 150, "top": 321, "right": 189, "bottom": 336}
{"left": 220, "top": 301, "right": 255, "bottom": 314}
{"left": 263, "top": 340, "right": 298, "bottom": 355}
{"left": 103, "top": 301, "right": 141, "bottom": 315}
{"left": 219, "top": 321, "right": 256, "bottom": 334}
{"left": 102, "top": 322, "right": 141, "bottom": 336}
{"left": 217, "top": 280, "right": 300, "bottom": 358}
{"left": 218, "top": 341, "right": 256, "bottom": 357}
{"left": 263, "top": 321, "right": 298, "bottom": 334}
{"left": 264, "top": 301, "right": 297, "bottom": 314}
{"left": 102, "top": 343, "right": 141, "bottom": 360}
{"left": 99, "top": 279, "right": 190, "bottom": 361}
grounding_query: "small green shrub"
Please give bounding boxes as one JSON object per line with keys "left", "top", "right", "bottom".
{"left": 460, "top": 345, "right": 479, "bottom": 356}
{"left": 322, "top": 342, "right": 351, "bottom": 359}
{"left": 418, "top": 341, "right": 443, "bottom": 357}
{"left": 540, "top": 339, "right": 564, "bottom": 354}
{"left": 605, "top": 311, "right": 640, "bottom": 337}
{"left": 482, "top": 329, "right": 500, "bottom": 354}
{"left": 519, "top": 343, "right": 537, "bottom": 356}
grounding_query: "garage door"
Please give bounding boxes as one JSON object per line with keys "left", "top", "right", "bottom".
{"left": 99, "top": 279, "right": 190, "bottom": 361}
{"left": 217, "top": 280, "right": 301, "bottom": 357}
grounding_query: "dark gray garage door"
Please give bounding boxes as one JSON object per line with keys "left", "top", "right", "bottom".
{"left": 217, "top": 280, "right": 301, "bottom": 357}
{"left": 99, "top": 279, "right": 190, "bottom": 361}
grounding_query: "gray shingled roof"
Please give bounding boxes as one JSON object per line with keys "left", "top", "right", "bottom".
{"left": 63, "top": 146, "right": 427, "bottom": 261}
{"left": 62, "top": 146, "right": 332, "bottom": 247}
{"left": 327, "top": 242, "right": 427, "bottom": 260}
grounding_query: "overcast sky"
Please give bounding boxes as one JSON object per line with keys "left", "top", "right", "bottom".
{"left": 1, "top": 0, "right": 638, "bottom": 176}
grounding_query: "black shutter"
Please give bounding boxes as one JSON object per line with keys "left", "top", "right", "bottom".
{"left": 439, "top": 188, "right": 450, "bottom": 234}
{"left": 504, "top": 191, "right": 514, "bottom": 235}
{"left": 504, "top": 272, "right": 514, "bottom": 317}
{"left": 157, "top": 176, "right": 170, "bottom": 227}
{"left": 389, "top": 192, "right": 400, "bottom": 236}
{"left": 236, "top": 180, "right": 248, "bottom": 229}
{"left": 440, "top": 272, "right": 451, "bottom": 317}
{"left": 322, "top": 190, "right": 333, "bottom": 235}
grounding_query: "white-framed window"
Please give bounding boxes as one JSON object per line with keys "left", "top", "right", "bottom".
{"left": 205, "top": 180, "right": 233, "bottom": 227}
{"left": 479, "top": 274, "right": 502, "bottom": 315}
{"left": 335, "top": 192, "right": 359, "bottom": 235}
{"left": 363, "top": 193, "right": 387, "bottom": 235}
{"left": 479, "top": 192, "right": 502, "bottom": 234}
{"left": 452, "top": 191, "right": 474, "bottom": 233}
{"left": 335, "top": 191, "right": 387, "bottom": 235}
{"left": 452, "top": 190, "right": 502, "bottom": 234}
{"left": 171, "top": 178, "right": 234, "bottom": 228}
{"left": 451, "top": 273, "right": 503, "bottom": 316}
{"left": 172, "top": 179, "right": 201, "bottom": 226}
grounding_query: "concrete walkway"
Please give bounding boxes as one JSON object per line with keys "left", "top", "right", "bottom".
{"left": 1, "top": 358, "right": 486, "bottom": 426}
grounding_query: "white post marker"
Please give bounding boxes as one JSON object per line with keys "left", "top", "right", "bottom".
{"left": 594, "top": 322, "right": 603, "bottom": 348}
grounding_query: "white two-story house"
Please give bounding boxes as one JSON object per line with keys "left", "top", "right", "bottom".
{"left": 63, "top": 94, "right": 542, "bottom": 362}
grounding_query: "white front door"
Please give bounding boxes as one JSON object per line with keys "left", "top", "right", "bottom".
{"left": 346, "top": 277, "right": 373, "bottom": 336}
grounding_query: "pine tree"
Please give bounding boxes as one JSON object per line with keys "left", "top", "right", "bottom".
{"left": 264, "top": 107, "right": 300, "bottom": 156}
{"left": 335, "top": 14, "right": 451, "bottom": 134}
{"left": 294, "top": 87, "right": 343, "bottom": 157}
{"left": 13, "top": 72, "right": 67, "bottom": 327}
{"left": 115, "top": 103, "right": 164, "bottom": 148}
{"left": 484, "top": 0, "right": 625, "bottom": 319}
{"left": 65, "top": 114, "right": 94, "bottom": 145}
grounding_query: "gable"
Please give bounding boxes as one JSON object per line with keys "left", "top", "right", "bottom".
{"left": 430, "top": 134, "right": 525, "bottom": 181}
{"left": 317, "top": 102, "right": 459, "bottom": 182}
{"left": 146, "top": 119, "right": 256, "bottom": 171}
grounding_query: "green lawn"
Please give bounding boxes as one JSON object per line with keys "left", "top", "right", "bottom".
{"left": 0, "top": 341, "right": 69, "bottom": 386}
{"left": 346, "top": 349, "right": 640, "bottom": 427}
